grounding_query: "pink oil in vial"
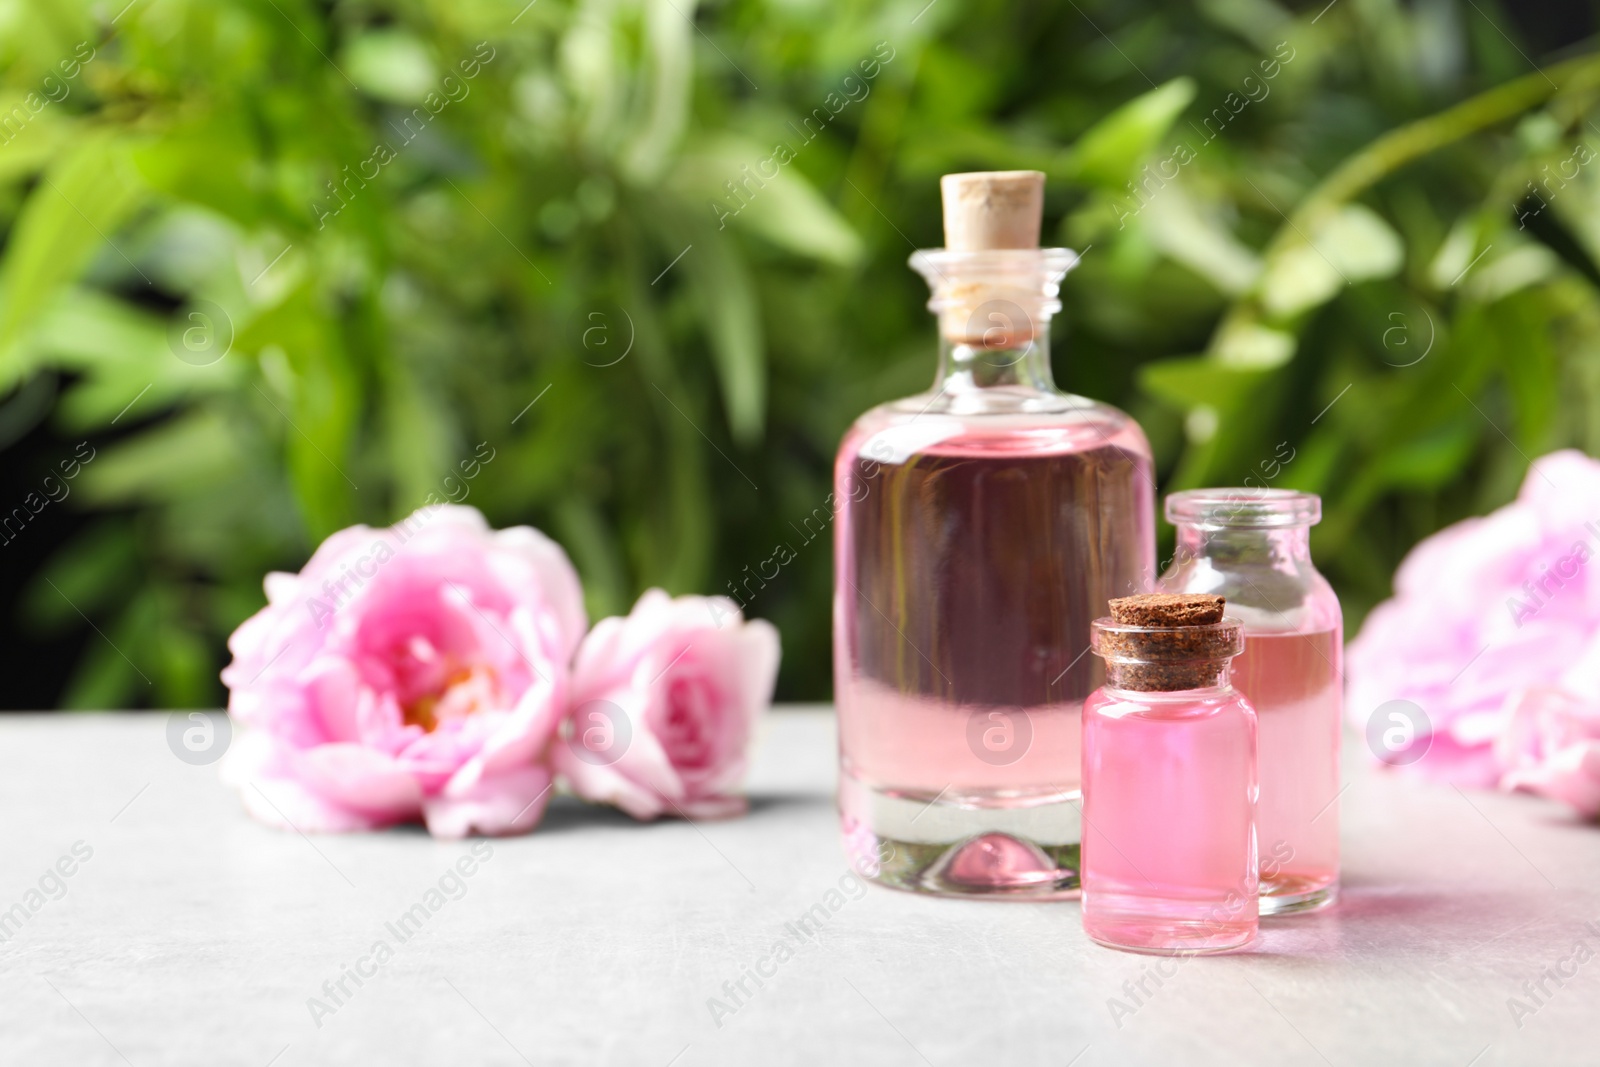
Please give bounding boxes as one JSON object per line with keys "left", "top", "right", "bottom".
{"left": 1232, "top": 629, "right": 1340, "bottom": 907}
{"left": 1081, "top": 617, "right": 1258, "bottom": 954}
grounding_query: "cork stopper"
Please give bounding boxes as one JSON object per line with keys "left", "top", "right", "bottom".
{"left": 940, "top": 171, "right": 1044, "bottom": 251}
{"left": 1108, "top": 593, "right": 1225, "bottom": 628}
{"left": 1092, "top": 595, "right": 1242, "bottom": 693}
{"left": 927, "top": 171, "right": 1049, "bottom": 347}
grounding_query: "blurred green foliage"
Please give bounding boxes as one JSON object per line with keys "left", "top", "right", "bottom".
{"left": 2, "top": 0, "right": 1598, "bottom": 707}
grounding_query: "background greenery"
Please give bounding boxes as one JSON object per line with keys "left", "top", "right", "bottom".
{"left": 1, "top": 0, "right": 1596, "bottom": 708}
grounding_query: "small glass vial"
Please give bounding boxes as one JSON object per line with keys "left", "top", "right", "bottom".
{"left": 1159, "top": 489, "right": 1341, "bottom": 914}
{"left": 1081, "top": 595, "right": 1257, "bottom": 955}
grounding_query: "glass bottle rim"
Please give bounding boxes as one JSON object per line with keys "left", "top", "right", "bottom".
{"left": 908, "top": 249, "right": 1080, "bottom": 338}
{"left": 1166, "top": 488, "right": 1321, "bottom": 529}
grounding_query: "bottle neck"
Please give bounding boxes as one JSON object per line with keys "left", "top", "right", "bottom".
{"left": 908, "top": 247, "right": 1078, "bottom": 415}
{"left": 1174, "top": 523, "right": 1311, "bottom": 570}
{"left": 935, "top": 328, "right": 1057, "bottom": 397}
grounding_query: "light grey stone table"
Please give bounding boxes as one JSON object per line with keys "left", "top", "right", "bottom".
{"left": 0, "top": 708, "right": 1596, "bottom": 1066}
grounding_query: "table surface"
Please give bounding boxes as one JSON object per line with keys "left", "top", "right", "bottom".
{"left": 1, "top": 708, "right": 1596, "bottom": 1067}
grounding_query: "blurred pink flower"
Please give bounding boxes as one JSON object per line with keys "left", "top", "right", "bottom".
{"left": 1347, "top": 449, "right": 1600, "bottom": 790}
{"left": 555, "top": 589, "right": 779, "bottom": 820}
{"left": 220, "top": 506, "right": 586, "bottom": 837}
{"left": 1497, "top": 687, "right": 1600, "bottom": 819}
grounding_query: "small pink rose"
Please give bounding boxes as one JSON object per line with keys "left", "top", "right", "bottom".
{"left": 555, "top": 589, "right": 779, "bottom": 820}
{"left": 220, "top": 506, "right": 586, "bottom": 837}
{"left": 1497, "top": 687, "right": 1600, "bottom": 819}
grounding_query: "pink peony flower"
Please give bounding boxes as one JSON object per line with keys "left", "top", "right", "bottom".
{"left": 554, "top": 589, "right": 780, "bottom": 820}
{"left": 1497, "top": 687, "right": 1600, "bottom": 819}
{"left": 220, "top": 505, "right": 586, "bottom": 837}
{"left": 1347, "top": 449, "right": 1600, "bottom": 787}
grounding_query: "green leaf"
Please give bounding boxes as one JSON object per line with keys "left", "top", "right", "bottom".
{"left": 22, "top": 520, "right": 139, "bottom": 632}
{"left": 681, "top": 229, "right": 765, "bottom": 444}
{"left": 60, "top": 633, "right": 138, "bottom": 711}
{"left": 673, "top": 138, "right": 864, "bottom": 265}
{"left": 1487, "top": 292, "right": 1558, "bottom": 448}
{"left": 76, "top": 409, "right": 243, "bottom": 505}
{"left": 1464, "top": 243, "right": 1559, "bottom": 303}
{"left": 1260, "top": 204, "right": 1403, "bottom": 317}
{"left": 1196, "top": 0, "right": 1294, "bottom": 51}
{"left": 60, "top": 593, "right": 156, "bottom": 711}
{"left": 1142, "top": 185, "right": 1261, "bottom": 295}
{"left": 1139, "top": 356, "right": 1275, "bottom": 409}
{"left": 555, "top": 497, "right": 629, "bottom": 622}
{"left": 381, "top": 358, "right": 455, "bottom": 515}
{"left": 131, "top": 119, "right": 270, "bottom": 227}
{"left": 1427, "top": 213, "right": 1492, "bottom": 290}
{"left": 623, "top": 243, "right": 714, "bottom": 594}
{"left": 0, "top": 135, "right": 147, "bottom": 384}
{"left": 1213, "top": 321, "right": 1297, "bottom": 368}
{"left": 150, "top": 594, "right": 214, "bottom": 708}
{"left": 239, "top": 289, "right": 362, "bottom": 537}
{"left": 1361, "top": 420, "right": 1480, "bottom": 491}
{"left": 1062, "top": 78, "right": 1197, "bottom": 189}
{"left": 1322, "top": 418, "right": 1479, "bottom": 550}
{"left": 619, "top": 0, "right": 695, "bottom": 183}
{"left": 343, "top": 30, "right": 438, "bottom": 105}
{"left": 0, "top": 94, "right": 70, "bottom": 183}
{"left": 31, "top": 289, "right": 245, "bottom": 431}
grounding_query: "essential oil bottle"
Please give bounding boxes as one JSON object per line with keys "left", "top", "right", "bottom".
{"left": 1159, "top": 489, "right": 1340, "bottom": 914}
{"left": 834, "top": 171, "right": 1154, "bottom": 898}
{"left": 1081, "top": 594, "right": 1258, "bottom": 954}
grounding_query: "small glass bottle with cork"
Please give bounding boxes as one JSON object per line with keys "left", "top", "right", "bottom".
{"left": 1081, "top": 593, "right": 1259, "bottom": 954}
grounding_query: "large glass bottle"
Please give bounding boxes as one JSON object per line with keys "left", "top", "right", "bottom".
{"left": 1158, "top": 489, "right": 1341, "bottom": 913}
{"left": 833, "top": 172, "right": 1154, "bottom": 898}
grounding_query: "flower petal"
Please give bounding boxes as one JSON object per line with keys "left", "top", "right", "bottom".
{"left": 423, "top": 763, "right": 554, "bottom": 837}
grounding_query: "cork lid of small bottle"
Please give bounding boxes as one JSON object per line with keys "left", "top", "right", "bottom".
{"left": 1108, "top": 593, "right": 1225, "bottom": 627}
{"left": 1092, "top": 594, "right": 1242, "bottom": 692}
{"left": 940, "top": 171, "right": 1045, "bottom": 251}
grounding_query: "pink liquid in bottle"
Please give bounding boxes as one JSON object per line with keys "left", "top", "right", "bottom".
{"left": 836, "top": 413, "right": 1152, "bottom": 896}
{"left": 1081, "top": 616, "right": 1258, "bottom": 954}
{"left": 837, "top": 417, "right": 1153, "bottom": 793}
{"left": 1231, "top": 630, "right": 1340, "bottom": 906}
